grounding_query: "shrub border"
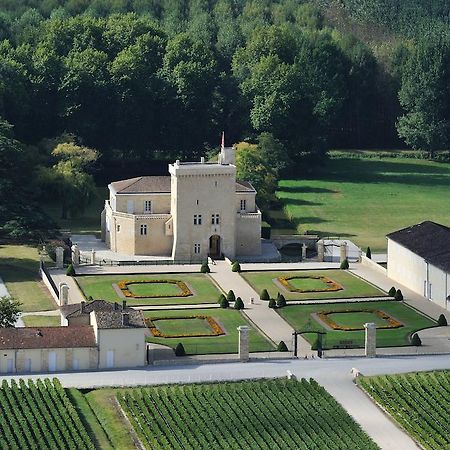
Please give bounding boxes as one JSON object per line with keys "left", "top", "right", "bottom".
{"left": 118, "top": 279, "right": 193, "bottom": 298}
{"left": 146, "top": 315, "right": 225, "bottom": 338}
{"left": 278, "top": 275, "right": 343, "bottom": 293}
{"left": 317, "top": 309, "right": 403, "bottom": 331}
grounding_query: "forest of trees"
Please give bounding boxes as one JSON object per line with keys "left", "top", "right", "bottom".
{"left": 1, "top": 0, "right": 450, "bottom": 239}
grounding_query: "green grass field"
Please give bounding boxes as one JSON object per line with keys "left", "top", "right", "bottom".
{"left": 75, "top": 274, "right": 221, "bottom": 306}
{"left": 326, "top": 311, "right": 388, "bottom": 329}
{"left": 118, "top": 379, "right": 378, "bottom": 450}
{"left": 152, "top": 317, "right": 216, "bottom": 336}
{"left": 241, "top": 270, "right": 385, "bottom": 301}
{"left": 358, "top": 371, "right": 450, "bottom": 450}
{"left": 22, "top": 315, "right": 60, "bottom": 327}
{"left": 144, "top": 308, "right": 274, "bottom": 354}
{"left": 277, "top": 301, "right": 436, "bottom": 349}
{"left": 127, "top": 281, "right": 184, "bottom": 297}
{"left": 0, "top": 245, "right": 56, "bottom": 312}
{"left": 270, "top": 156, "right": 450, "bottom": 251}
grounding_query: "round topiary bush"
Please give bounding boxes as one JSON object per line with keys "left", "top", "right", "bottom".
{"left": 218, "top": 294, "right": 226, "bottom": 304}
{"left": 231, "top": 261, "right": 241, "bottom": 272}
{"left": 388, "top": 286, "right": 397, "bottom": 297}
{"left": 438, "top": 314, "right": 448, "bottom": 326}
{"left": 200, "top": 262, "right": 210, "bottom": 273}
{"left": 277, "top": 341, "right": 288, "bottom": 352}
{"left": 394, "top": 289, "right": 403, "bottom": 301}
{"left": 220, "top": 297, "right": 229, "bottom": 309}
{"left": 234, "top": 297, "right": 244, "bottom": 310}
{"left": 268, "top": 299, "right": 276, "bottom": 309}
{"left": 276, "top": 294, "right": 287, "bottom": 308}
{"left": 366, "top": 247, "right": 372, "bottom": 259}
{"left": 260, "top": 289, "right": 270, "bottom": 301}
{"left": 174, "top": 343, "right": 186, "bottom": 356}
{"left": 340, "top": 258, "right": 349, "bottom": 270}
{"left": 411, "top": 333, "right": 422, "bottom": 346}
{"left": 66, "top": 264, "right": 76, "bottom": 277}
{"left": 227, "top": 290, "right": 236, "bottom": 302}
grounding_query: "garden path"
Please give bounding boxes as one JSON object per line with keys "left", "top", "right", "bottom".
{"left": 209, "top": 260, "right": 311, "bottom": 354}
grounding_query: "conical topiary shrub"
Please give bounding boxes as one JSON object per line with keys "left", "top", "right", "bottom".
{"left": 260, "top": 289, "right": 270, "bottom": 301}
{"left": 234, "top": 297, "right": 244, "bottom": 310}
{"left": 268, "top": 298, "right": 276, "bottom": 309}
{"left": 340, "top": 258, "right": 349, "bottom": 270}
{"left": 438, "top": 314, "right": 448, "bottom": 326}
{"left": 200, "top": 262, "right": 210, "bottom": 273}
{"left": 277, "top": 341, "right": 288, "bottom": 352}
{"left": 66, "top": 263, "right": 76, "bottom": 277}
{"left": 220, "top": 297, "right": 229, "bottom": 309}
{"left": 388, "top": 286, "right": 396, "bottom": 297}
{"left": 218, "top": 294, "right": 226, "bottom": 304}
{"left": 394, "top": 289, "right": 403, "bottom": 301}
{"left": 366, "top": 247, "right": 372, "bottom": 259}
{"left": 276, "top": 294, "right": 287, "bottom": 308}
{"left": 227, "top": 290, "right": 236, "bottom": 302}
{"left": 231, "top": 261, "right": 241, "bottom": 272}
{"left": 174, "top": 343, "right": 186, "bottom": 356}
{"left": 411, "top": 333, "right": 421, "bottom": 346}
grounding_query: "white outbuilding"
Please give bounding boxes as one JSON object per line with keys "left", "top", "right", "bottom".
{"left": 387, "top": 221, "right": 450, "bottom": 310}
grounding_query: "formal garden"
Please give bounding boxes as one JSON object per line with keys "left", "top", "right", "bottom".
{"left": 143, "top": 308, "right": 274, "bottom": 355}
{"left": 358, "top": 371, "right": 450, "bottom": 450}
{"left": 241, "top": 270, "right": 385, "bottom": 301}
{"left": 75, "top": 273, "right": 221, "bottom": 306}
{"left": 277, "top": 301, "right": 437, "bottom": 349}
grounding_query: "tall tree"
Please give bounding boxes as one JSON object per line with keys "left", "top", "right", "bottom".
{"left": 0, "top": 296, "right": 22, "bottom": 328}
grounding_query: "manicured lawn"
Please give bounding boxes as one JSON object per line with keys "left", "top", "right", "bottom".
{"left": 0, "top": 244, "right": 57, "bottom": 312}
{"left": 127, "top": 282, "right": 184, "bottom": 297}
{"left": 153, "top": 317, "right": 216, "bottom": 336}
{"left": 277, "top": 301, "right": 437, "bottom": 349}
{"left": 75, "top": 273, "right": 221, "bottom": 306}
{"left": 270, "top": 156, "right": 450, "bottom": 251}
{"left": 326, "top": 311, "right": 388, "bottom": 328}
{"left": 358, "top": 371, "right": 450, "bottom": 450}
{"left": 289, "top": 277, "right": 332, "bottom": 291}
{"left": 144, "top": 308, "right": 274, "bottom": 354}
{"left": 241, "top": 270, "right": 385, "bottom": 300}
{"left": 22, "top": 315, "right": 61, "bottom": 327}
{"left": 118, "top": 379, "right": 378, "bottom": 450}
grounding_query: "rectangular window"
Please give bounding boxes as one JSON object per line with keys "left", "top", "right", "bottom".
{"left": 140, "top": 224, "right": 147, "bottom": 235}
{"left": 211, "top": 214, "right": 220, "bottom": 225}
{"left": 117, "top": 224, "right": 121, "bottom": 232}
{"left": 144, "top": 200, "right": 152, "bottom": 213}
{"left": 194, "top": 243, "right": 201, "bottom": 254}
{"left": 194, "top": 214, "right": 202, "bottom": 225}
{"left": 240, "top": 199, "right": 246, "bottom": 211}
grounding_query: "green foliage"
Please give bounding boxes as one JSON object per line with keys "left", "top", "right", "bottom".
{"left": 340, "top": 258, "right": 349, "bottom": 270}
{"left": 277, "top": 340, "right": 288, "bottom": 352}
{"left": 260, "top": 289, "right": 270, "bottom": 301}
{"left": 174, "top": 342, "right": 186, "bottom": 356}
{"left": 438, "top": 314, "right": 448, "bottom": 326}
{"left": 231, "top": 261, "right": 241, "bottom": 272}
{"left": 219, "top": 296, "right": 229, "bottom": 309}
{"left": 226, "top": 290, "right": 236, "bottom": 302}
{"left": 411, "top": 333, "right": 422, "bottom": 346}
{"left": 276, "top": 294, "right": 287, "bottom": 308}
{"left": 366, "top": 247, "right": 371, "bottom": 259}
{"left": 66, "top": 263, "right": 76, "bottom": 277}
{"left": 388, "top": 286, "right": 397, "bottom": 297}
{"left": 0, "top": 296, "right": 22, "bottom": 327}
{"left": 394, "top": 289, "right": 403, "bottom": 301}
{"left": 200, "top": 262, "right": 210, "bottom": 273}
{"left": 268, "top": 298, "right": 277, "bottom": 309}
{"left": 218, "top": 293, "right": 226, "bottom": 304}
{"left": 234, "top": 297, "right": 244, "bottom": 310}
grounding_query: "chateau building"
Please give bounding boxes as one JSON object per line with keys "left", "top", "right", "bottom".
{"left": 101, "top": 145, "right": 262, "bottom": 260}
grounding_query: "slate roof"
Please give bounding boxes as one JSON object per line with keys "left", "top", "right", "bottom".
{"left": 0, "top": 326, "right": 96, "bottom": 350}
{"left": 387, "top": 221, "right": 450, "bottom": 273}
{"left": 110, "top": 176, "right": 255, "bottom": 194}
{"left": 61, "top": 299, "right": 130, "bottom": 318}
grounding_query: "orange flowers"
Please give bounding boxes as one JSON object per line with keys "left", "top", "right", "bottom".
{"left": 118, "top": 279, "right": 192, "bottom": 298}
{"left": 278, "top": 275, "right": 343, "bottom": 293}
{"left": 145, "top": 315, "right": 225, "bottom": 338}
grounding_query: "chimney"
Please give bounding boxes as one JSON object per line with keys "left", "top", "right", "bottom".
{"left": 122, "top": 313, "right": 130, "bottom": 326}
{"left": 81, "top": 301, "right": 85, "bottom": 313}
{"left": 122, "top": 300, "right": 127, "bottom": 310}
{"left": 201, "top": 156, "right": 205, "bottom": 164}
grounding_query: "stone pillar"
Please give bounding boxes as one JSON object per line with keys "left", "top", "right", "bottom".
{"left": 317, "top": 241, "right": 324, "bottom": 262}
{"left": 55, "top": 247, "right": 64, "bottom": 269}
{"left": 237, "top": 326, "right": 250, "bottom": 362}
{"left": 90, "top": 249, "right": 96, "bottom": 265}
{"left": 71, "top": 244, "right": 80, "bottom": 267}
{"left": 340, "top": 242, "right": 348, "bottom": 263}
{"left": 59, "top": 282, "right": 69, "bottom": 306}
{"left": 364, "top": 322, "right": 376, "bottom": 358}
{"left": 302, "top": 244, "right": 307, "bottom": 260}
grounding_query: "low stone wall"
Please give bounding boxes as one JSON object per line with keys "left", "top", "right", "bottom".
{"left": 361, "top": 255, "right": 387, "bottom": 274}
{"left": 40, "top": 265, "right": 59, "bottom": 304}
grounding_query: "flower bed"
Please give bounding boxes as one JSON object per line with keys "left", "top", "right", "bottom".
{"left": 317, "top": 309, "right": 403, "bottom": 331}
{"left": 118, "top": 279, "right": 192, "bottom": 298}
{"left": 146, "top": 315, "right": 225, "bottom": 338}
{"left": 278, "top": 275, "right": 343, "bottom": 293}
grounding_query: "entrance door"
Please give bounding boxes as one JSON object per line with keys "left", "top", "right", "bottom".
{"left": 106, "top": 350, "right": 115, "bottom": 369}
{"left": 209, "top": 235, "right": 221, "bottom": 258}
{"left": 48, "top": 352, "right": 57, "bottom": 372}
{"left": 72, "top": 358, "right": 79, "bottom": 371}
{"left": 7, "top": 359, "right": 14, "bottom": 373}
